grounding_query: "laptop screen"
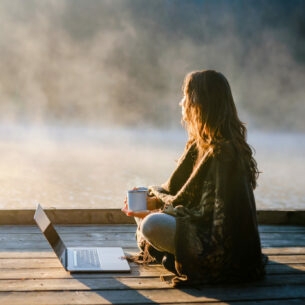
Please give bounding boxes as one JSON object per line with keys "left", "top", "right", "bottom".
{"left": 34, "top": 204, "right": 66, "bottom": 261}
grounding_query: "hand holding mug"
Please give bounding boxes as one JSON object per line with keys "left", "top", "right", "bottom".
{"left": 121, "top": 187, "right": 161, "bottom": 218}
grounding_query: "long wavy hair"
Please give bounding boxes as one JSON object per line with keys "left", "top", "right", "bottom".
{"left": 182, "top": 70, "right": 259, "bottom": 188}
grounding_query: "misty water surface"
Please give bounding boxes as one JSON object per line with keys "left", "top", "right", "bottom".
{"left": 0, "top": 125, "right": 304, "bottom": 210}
{"left": 1, "top": 2, "right": 304, "bottom": 211}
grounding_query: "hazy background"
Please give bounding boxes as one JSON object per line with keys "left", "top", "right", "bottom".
{"left": 0, "top": 0, "right": 304, "bottom": 210}
{"left": 0, "top": 0, "right": 304, "bottom": 129}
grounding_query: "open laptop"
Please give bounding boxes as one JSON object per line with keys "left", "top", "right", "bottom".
{"left": 34, "top": 204, "right": 130, "bottom": 272}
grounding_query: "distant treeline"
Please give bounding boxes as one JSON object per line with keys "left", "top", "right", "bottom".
{"left": 0, "top": 0, "right": 304, "bottom": 130}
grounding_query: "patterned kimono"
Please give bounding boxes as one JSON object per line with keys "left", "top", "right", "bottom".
{"left": 140, "top": 141, "right": 267, "bottom": 285}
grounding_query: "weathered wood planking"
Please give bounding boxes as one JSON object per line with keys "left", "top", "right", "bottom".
{"left": 0, "top": 209, "right": 304, "bottom": 225}
{"left": 0, "top": 224, "right": 304, "bottom": 305}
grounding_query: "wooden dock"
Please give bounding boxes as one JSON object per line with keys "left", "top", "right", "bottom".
{"left": 0, "top": 213, "right": 305, "bottom": 304}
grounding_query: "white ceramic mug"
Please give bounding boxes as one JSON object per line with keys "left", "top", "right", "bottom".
{"left": 127, "top": 188, "right": 147, "bottom": 211}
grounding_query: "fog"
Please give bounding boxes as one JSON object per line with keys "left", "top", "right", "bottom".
{"left": 0, "top": 0, "right": 304, "bottom": 129}
{"left": 0, "top": 125, "right": 304, "bottom": 210}
{"left": 0, "top": 1, "right": 304, "bottom": 210}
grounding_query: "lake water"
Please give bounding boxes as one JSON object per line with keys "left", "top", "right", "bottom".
{"left": 0, "top": 125, "right": 304, "bottom": 210}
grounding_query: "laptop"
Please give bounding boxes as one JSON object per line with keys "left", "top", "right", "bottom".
{"left": 34, "top": 204, "right": 130, "bottom": 272}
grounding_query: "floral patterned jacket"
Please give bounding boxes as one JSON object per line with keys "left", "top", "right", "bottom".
{"left": 147, "top": 141, "right": 267, "bottom": 285}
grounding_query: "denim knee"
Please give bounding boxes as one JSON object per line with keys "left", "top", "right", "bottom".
{"left": 139, "top": 212, "right": 176, "bottom": 254}
{"left": 140, "top": 213, "right": 161, "bottom": 240}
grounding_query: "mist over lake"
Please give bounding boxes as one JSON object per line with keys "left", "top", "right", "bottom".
{"left": 0, "top": 0, "right": 304, "bottom": 130}
{"left": 0, "top": 125, "right": 304, "bottom": 210}
{"left": 0, "top": 1, "right": 304, "bottom": 210}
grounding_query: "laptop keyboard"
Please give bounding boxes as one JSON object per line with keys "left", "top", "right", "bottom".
{"left": 74, "top": 249, "right": 101, "bottom": 268}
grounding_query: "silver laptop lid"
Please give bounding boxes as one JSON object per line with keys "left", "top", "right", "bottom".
{"left": 34, "top": 204, "right": 66, "bottom": 265}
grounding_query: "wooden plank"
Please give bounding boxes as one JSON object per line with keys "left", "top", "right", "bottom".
{"left": 0, "top": 264, "right": 305, "bottom": 279}
{"left": 266, "top": 255, "right": 305, "bottom": 263}
{"left": 260, "top": 232, "right": 305, "bottom": 241}
{"left": 0, "top": 224, "right": 304, "bottom": 305}
{"left": 0, "top": 209, "right": 304, "bottom": 225}
{"left": 0, "top": 209, "right": 135, "bottom": 225}
{"left": 1, "top": 223, "right": 304, "bottom": 234}
{"left": 0, "top": 225, "right": 138, "bottom": 251}
{"left": 257, "top": 210, "right": 305, "bottom": 225}
{"left": 0, "top": 261, "right": 304, "bottom": 280}
{"left": 1, "top": 273, "right": 305, "bottom": 292}
{"left": 0, "top": 258, "right": 62, "bottom": 269}
{"left": 262, "top": 247, "right": 305, "bottom": 255}
{"left": 0, "top": 267, "right": 166, "bottom": 280}
{"left": 0, "top": 248, "right": 138, "bottom": 258}
{"left": 0, "top": 232, "right": 137, "bottom": 242}
{"left": 5, "top": 238, "right": 305, "bottom": 251}
{"left": 266, "top": 263, "right": 305, "bottom": 274}
{"left": 259, "top": 225, "right": 305, "bottom": 233}
{"left": 261, "top": 240, "right": 305, "bottom": 248}
{"left": 1, "top": 247, "right": 304, "bottom": 259}
{"left": 1, "top": 224, "right": 304, "bottom": 235}
{"left": 0, "top": 252, "right": 56, "bottom": 259}
{"left": 0, "top": 225, "right": 304, "bottom": 254}
{"left": 0, "top": 225, "right": 137, "bottom": 234}
{"left": 1, "top": 254, "right": 304, "bottom": 270}
{"left": 1, "top": 224, "right": 305, "bottom": 246}
{"left": 0, "top": 284, "right": 305, "bottom": 305}
{"left": 0, "top": 264, "right": 171, "bottom": 280}
{"left": 0, "top": 240, "right": 136, "bottom": 250}
{"left": 0, "top": 277, "right": 169, "bottom": 291}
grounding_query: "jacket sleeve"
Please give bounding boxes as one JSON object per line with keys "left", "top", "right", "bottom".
{"left": 148, "top": 143, "right": 196, "bottom": 206}
{"left": 149, "top": 149, "right": 215, "bottom": 217}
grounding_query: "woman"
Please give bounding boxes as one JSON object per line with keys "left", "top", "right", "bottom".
{"left": 122, "top": 70, "right": 267, "bottom": 286}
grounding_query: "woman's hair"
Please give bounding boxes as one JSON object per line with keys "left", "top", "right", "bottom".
{"left": 182, "top": 70, "right": 259, "bottom": 188}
